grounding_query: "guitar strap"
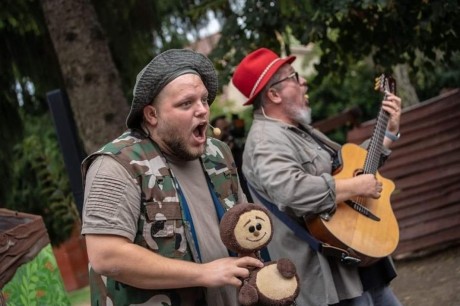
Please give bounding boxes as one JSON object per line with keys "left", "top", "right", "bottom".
{"left": 247, "top": 183, "right": 362, "bottom": 266}
{"left": 293, "top": 126, "right": 342, "bottom": 172}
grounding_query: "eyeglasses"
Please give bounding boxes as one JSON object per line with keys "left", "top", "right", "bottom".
{"left": 270, "top": 72, "right": 299, "bottom": 87}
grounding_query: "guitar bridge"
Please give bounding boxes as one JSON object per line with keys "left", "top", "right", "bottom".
{"left": 345, "top": 200, "right": 381, "bottom": 221}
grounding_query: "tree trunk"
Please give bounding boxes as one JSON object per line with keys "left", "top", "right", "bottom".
{"left": 40, "top": 0, "right": 129, "bottom": 154}
{"left": 393, "top": 64, "right": 420, "bottom": 107}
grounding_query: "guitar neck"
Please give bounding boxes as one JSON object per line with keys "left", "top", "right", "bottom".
{"left": 364, "top": 101, "right": 390, "bottom": 175}
{"left": 364, "top": 74, "right": 396, "bottom": 175}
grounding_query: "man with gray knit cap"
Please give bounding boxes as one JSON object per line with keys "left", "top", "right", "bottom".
{"left": 81, "top": 49, "right": 263, "bottom": 306}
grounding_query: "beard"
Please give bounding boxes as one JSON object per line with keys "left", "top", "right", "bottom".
{"left": 286, "top": 102, "right": 312, "bottom": 126}
{"left": 156, "top": 118, "right": 206, "bottom": 161}
{"left": 163, "top": 136, "right": 204, "bottom": 161}
{"left": 295, "top": 107, "right": 312, "bottom": 126}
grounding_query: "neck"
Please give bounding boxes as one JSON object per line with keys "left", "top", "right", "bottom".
{"left": 261, "top": 106, "right": 298, "bottom": 126}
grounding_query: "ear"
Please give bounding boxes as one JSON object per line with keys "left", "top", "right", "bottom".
{"left": 267, "top": 88, "right": 282, "bottom": 105}
{"left": 143, "top": 105, "right": 158, "bottom": 126}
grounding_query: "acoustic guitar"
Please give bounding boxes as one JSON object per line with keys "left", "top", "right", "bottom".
{"left": 306, "top": 74, "right": 399, "bottom": 266}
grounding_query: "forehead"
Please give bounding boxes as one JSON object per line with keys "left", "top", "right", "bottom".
{"left": 155, "top": 73, "right": 207, "bottom": 104}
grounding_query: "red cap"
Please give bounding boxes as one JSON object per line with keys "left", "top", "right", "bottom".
{"left": 232, "top": 48, "right": 296, "bottom": 106}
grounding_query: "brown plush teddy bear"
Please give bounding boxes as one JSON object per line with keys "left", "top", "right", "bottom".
{"left": 219, "top": 203, "right": 300, "bottom": 306}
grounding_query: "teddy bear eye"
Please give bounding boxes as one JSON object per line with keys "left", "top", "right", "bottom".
{"left": 248, "top": 223, "right": 263, "bottom": 233}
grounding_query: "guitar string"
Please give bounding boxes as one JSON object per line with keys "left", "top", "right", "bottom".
{"left": 359, "top": 78, "right": 392, "bottom": 205}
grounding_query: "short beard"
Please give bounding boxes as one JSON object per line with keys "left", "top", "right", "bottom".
{"left": 163, "top": 136, "right": 205, "bottom": 161}
{"left": 155, "top": 116, "right": 206, "bottom": 161}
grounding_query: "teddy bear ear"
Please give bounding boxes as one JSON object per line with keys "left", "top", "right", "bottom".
{"left": 219, "top": 205, "right": 240, "bottom": 252}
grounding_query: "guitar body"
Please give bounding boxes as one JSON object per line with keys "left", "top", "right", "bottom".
{"left": 306, "top": 143, "right": 400, "bottom": 266}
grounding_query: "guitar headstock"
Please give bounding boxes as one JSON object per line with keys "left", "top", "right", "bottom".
{"left": 374, "top": 73, "right": 397, "bottom": 95}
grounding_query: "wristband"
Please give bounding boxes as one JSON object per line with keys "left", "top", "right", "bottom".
{"left": 385, "top": 130, "right": 400, "bottom": 142}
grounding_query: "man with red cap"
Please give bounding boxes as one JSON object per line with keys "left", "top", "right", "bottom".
{"left": 232, "top": 48, "right": 402, "bottom": 305}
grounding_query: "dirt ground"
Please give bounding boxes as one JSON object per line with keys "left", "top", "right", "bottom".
{"left": 390, "top": 243, "right": 460, "bottom": 306}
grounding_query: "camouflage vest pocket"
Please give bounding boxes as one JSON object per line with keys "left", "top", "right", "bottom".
{"left": 145, "top": 201, "right": 182, "bottom": 238}
{"left": 142, "top": 201, "right": 190, "bottom": 259}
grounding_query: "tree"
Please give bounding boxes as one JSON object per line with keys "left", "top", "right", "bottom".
{"left": 40, "top": 0, "right": 129, "bottom": 154}
{"left": 201, "top": 0, "right": 459, "bottom": 109}
{"left": 288, "top": 0, "right": 460, "bottom": 102}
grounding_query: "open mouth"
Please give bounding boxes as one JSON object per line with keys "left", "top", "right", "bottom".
{"left": 193, "top": 122, "right": 207, "bottom": 142}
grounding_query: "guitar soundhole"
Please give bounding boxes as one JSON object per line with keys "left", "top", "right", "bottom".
{"left": 354, "top": 169, "right": 364, "bottom": 177}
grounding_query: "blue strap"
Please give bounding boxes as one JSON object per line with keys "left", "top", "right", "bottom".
{"left": 207, "top": 178, "right": 226, "bottom": 222}
{"left": 248, "top": 184, "right": 363, "bottom": 266}
{"left": 176, "top": 183, "right": 202, "bottom": 262}
{"left": 247, "top": 183, "right": 322, "bottom": 252}
{"left": 259, "top": 246, "right": 271, "bottom": 262}
{"left": 175, "top": 172, "right": 234, "bottom": 262}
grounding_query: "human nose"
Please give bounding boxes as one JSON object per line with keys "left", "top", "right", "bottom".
{"left": 299, "top": 75, "right": 307, "bottom": 87}
{"left": 194, "top": 101, "right": 209, "bottom": 117}
{"left": 299, "top": 76, "right": 308, "bottom": 93}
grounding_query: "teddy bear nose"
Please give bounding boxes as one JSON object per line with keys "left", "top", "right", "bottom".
{"left": 249, "top": 223, "right": 263, "bottom": 236}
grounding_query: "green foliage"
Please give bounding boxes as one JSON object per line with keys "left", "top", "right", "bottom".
{"left": 288, "top": 0, "right": 460, "bottom": 89}
{"left": 0, "top": 0, "right": 63, "bottom": 115}
{"left": 4, "top": 113, "right": 79, "bottom": 246}
{"left": 309, "top": 60, "right": 382, "bottom": 142}
{"left": 413, "top": 51, "right": 460, "bottom": 101}
{"left": 203, "top": 0, "right": 459, "bottom": 104}
{"left": 0, "top": 0, "right": 64, "bottom": 205}
{"left": 208, "top": 0, "right": 302, "bottom": 88}
{"left": 0, "top": 95, "right": 23, "bottom": 204}
{"left": 311, "top": 61, "right": 382, "bottom": 118}
{"left": 1, "top": 245, "right": 70, "bottom": 306}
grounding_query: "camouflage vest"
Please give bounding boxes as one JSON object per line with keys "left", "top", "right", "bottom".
{"left": 82, "top": 129, "right": 240, "bottom": 306}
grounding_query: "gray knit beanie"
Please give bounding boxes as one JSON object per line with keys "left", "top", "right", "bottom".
{"left": 126, "top": 49, "right": 218, "bottom": 129}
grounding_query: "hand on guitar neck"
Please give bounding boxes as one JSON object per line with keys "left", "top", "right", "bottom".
{"left": 376, "top": 75, "right": 402, "bottom": 148}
